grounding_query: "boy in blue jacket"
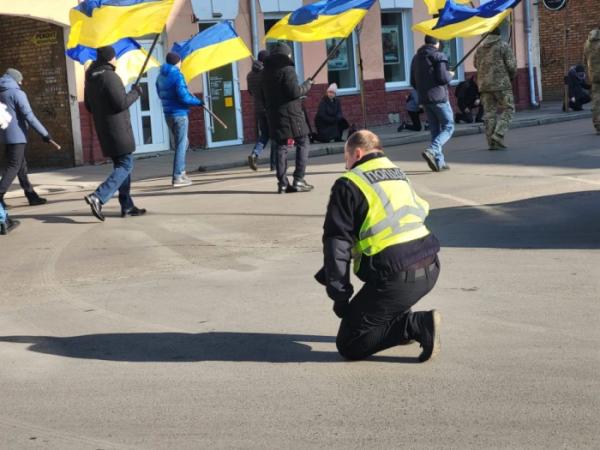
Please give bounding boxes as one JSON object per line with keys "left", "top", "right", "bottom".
{"left": 156, "top": 53, "right": 203, "bottom": 188}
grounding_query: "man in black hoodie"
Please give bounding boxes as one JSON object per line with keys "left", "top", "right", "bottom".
{"left": 261, "top": 42, "right": 314, "bottom": 193}
{"left": 247, "top": 50, "right": 274, "bottom": 171}
{"left": 83, "top": 46, "right": 145, "bottom": 221}
{"left": 410, "top": 36, "right": 455, "bottom": 172}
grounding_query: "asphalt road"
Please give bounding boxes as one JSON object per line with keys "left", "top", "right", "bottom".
{"left": 1, "top": 119, "right": 599, "bottom": 449}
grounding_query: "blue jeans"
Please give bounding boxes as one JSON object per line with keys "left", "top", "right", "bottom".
{"left": 251, "top": 113, "right": 270, "bottom": 157}
{"left": 424, "top": 101, "right": 455, "bottom": 166}
{"left": 166, "top": 115, "right": 189, "bottom": 178}
{"left": 94, "top": 154, "right": 134, "bottom": 211}
{"left": 0, "top": 202, "right": 6, "bottom": 224}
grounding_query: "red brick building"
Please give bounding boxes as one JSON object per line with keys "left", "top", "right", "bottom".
{"left": 538, "top": 0, "right": 600, "bottom": 100}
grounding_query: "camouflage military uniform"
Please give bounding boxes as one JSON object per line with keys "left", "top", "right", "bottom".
{"left": 474, "top": 34, "right": 517, "bottom": 148}
{"left": 583, "top": 29, "right": 600, "bottom": 134}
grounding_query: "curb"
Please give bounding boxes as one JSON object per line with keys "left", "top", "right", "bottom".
{"left": 198, "top": 111, "right": 592, "bottom": 172}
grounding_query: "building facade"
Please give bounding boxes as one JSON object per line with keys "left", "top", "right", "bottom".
{"left": 0, "top": 0, "right": 540, "bottom": 168}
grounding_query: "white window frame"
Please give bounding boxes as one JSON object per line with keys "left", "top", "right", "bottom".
{"left": 444, "top": 38, "right": 465, "bottom": 86}
{"left": 327, "top": 31, "right": 360, "bottom": 96}
{"left": 381, "top": 9, "right": 414, "bottom": 91}
{"left": 263, "top": 13, "right": 305, "bottom": 80}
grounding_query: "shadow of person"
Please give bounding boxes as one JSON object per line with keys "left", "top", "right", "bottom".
{"left": 0, "top": 332, "right": 419, "bottom": 364}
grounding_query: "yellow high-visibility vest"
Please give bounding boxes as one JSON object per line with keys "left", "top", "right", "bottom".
{"left": 342, "top": 156, "right": 431, "bottom": 273}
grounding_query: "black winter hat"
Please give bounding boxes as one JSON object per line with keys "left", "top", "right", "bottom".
{"left": 166, "top": 52, "right": 181, "bottom": 65}
{"left": 270, "top": 42, "right": 293, "bottom": 58}
{"left": 424, "top": 35, "right": 439, "bottom": 45}
{"left": 97, "top": 46, "right": 116, "bottom": 63}
{"left": 257, "top": 49, "right": 269, "bottom": 62}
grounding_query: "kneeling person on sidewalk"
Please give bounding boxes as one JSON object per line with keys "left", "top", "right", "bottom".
{"left": 156, "top": 52, "right": 203, "bottom": 187}
{"left": 316, "top": 130, "right": 442, "bottom": 362}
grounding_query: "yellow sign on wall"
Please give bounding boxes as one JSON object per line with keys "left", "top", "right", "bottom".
{"left": 224, "top": 97, "right": 233, "bottom": 108}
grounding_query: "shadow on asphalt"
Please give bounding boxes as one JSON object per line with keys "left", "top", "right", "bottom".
{"left": 0, "top": 333, "right": 420, "bottom": 364}
{"left": 429, "top": 190, "right": 600, "bottom": 249}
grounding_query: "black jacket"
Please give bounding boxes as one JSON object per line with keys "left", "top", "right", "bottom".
{"left": 84, "top": 61, "right": 140, "bottom": 158}
{"left": 567, "top": 66, "right": 591, "bottom": 100}
{"left": 455, "top": 78, "right": 480, "bottom": 111}
{"left": 247, "top": 60, "right": 265, "bottom": 115}
{"left": 321, "top": 153, "right": 441, "bottom": 302}
{"left": 410, "top": 45, "right": 453, "bottom": 104}
{"left": 261, "top": 50, "right": 311, "bottom": 142}
{"left": 315, "top": 96, "right": 344, "bottom": 141}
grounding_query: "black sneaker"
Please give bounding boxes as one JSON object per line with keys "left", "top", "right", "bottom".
{"left": 121, "top": 206, "right": 147, "bottom": 218}
{"left": 26, "top": 191, "right": 47, "bottom": 206}
{"left": 293, "top": 178, "right": 314, "bottom": 192}
{"left": 84, "top": 194, "right": 105, "bottom": 222}
{"left": 0, "top": 218, "right": 20, "bottom": 235}
{"left": 247, "top": 155, "right": 258, "bottom": 171}
{"left": 418, "top": 310, "right": 442, "bottom": 362}
{"left": 421, "top": 150, "right": 439, "bottom": 172}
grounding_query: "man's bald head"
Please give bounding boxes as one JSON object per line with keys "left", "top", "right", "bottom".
{"left": 344, "top": 130, "right": 383, "bottom": 169}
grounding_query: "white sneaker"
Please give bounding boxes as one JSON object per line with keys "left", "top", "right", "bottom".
{"left": 173, "top": 175, "right": 192, "bottom": 188}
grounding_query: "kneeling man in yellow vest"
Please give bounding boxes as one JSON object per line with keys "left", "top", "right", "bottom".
{"left": 316, "top": 130, "right": 442, "bottom": 362}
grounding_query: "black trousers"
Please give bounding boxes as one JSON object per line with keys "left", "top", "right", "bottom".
{"left": 569, "top": 94, "right": 591, "bottom": 111}
{"left": 336, "top": 258, "right": 440, "bottom": 360}
{"left": 455, "top": 105, "right": 484, "bottom": 123}
{"left": 405, "top": 111, "right": 423, "bottom": 131}
{"left": 0, "top": 144, "right": 34, "bottom": 196}
{"left": 275, "top": 135, "right": 309, "bottom": 188}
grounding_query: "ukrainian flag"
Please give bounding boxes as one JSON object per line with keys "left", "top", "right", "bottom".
{"left": 172, "top": 22, "right": 252, "bottom": 83}
{"left": 414, "top": 0, "right": 520, "bottom": 40}
{"left": 265, "top": 0, "right": 376, "bottom": 42}
{"left": 66, "top": 38, "right": 160, "bottom": 85}
{"left": 67, "top": 0, "right": 174, "bottom": 49}
{"left": 424, "top": 0, "right": 471, "bottom": 16}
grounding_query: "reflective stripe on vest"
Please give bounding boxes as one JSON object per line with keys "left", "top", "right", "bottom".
{"left": 342, "top": 156, "right": 431, "bottom": 273}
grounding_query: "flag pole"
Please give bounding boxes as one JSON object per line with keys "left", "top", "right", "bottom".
{"left": 451, "top": 32, "right": 489, "bottom": 71}
{"left": 202, "top": 104, "right": 228, "bottom": 129}
{"left": 309, "top": 37, "right": 348, "bottom": 81}
{"left": 356, "top": 23, "right": 367, "bottom": 128}
{"left": 133, "top": 33, "right": 160, "bottom": 87}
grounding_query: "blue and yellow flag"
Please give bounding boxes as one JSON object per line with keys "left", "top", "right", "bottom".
{"left": 414, "top": 0, "right": 520, "bottom": 40}
{"left": 265, "top": 0, "right": 376, "bottom": 42}
{"left": 172, "top": 22, "right": 252, "bottom": 83}
{"left": 66, "top": 38, "right": 159, "bottom": 85}
{"left": 424, "top": 0, "right": 471, "bottom": 16}
{"left": 67, "top": 0, "right": 174, "bottom": 49}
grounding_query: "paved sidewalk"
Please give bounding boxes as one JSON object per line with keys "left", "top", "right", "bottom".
{"left": 4, "top": 101, "right": 592, "bottom": 201}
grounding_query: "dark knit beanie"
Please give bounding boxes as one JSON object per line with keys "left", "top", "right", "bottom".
{"left": 166, "top": 52, "right": 181, "bottom": 65}
{"left": 257, "top": 49, "right": 269, "bottom": 62}
{"left": 97, "top": 46, "right": 116, "bottom": 63}
{"left": 425, "top": 35, "right": 439, "bottom": 45}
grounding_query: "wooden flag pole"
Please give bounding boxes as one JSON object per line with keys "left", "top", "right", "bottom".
{"left": 356, "top": 23, "right": 367, "bottom": 129}
{"left": 202, "top": 104, "right": 228, "bottom": 129}
{"left": 133, "top": 33, "right": 160, "bottom": 87}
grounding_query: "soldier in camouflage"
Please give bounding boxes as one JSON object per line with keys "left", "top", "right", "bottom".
{"left": 583, "top": 28, "right": 600, "bottom": 135}
{"left": 474, "top": 27, "right": 517, "bottom": 150}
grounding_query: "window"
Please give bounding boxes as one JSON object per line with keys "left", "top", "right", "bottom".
{"left": 381, "top": 10, "right": 412, "bottom": 88}
{"left": 264, "top": 17, "right": 304, "bottom": 79}
{"left": 441, "top": 38, "right": 464, "bottom": 83}
{"left": 326, "top": 32, "right": 358, "bottom": 92}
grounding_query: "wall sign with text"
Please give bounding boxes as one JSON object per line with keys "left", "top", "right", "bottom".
{"left": 543, "top": 0, "right": 567, "bottom": 11}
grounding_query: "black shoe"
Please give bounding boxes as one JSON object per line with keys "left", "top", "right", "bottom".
{"left": 121, "top": 206, "right": 147, "bottom": 218}
{"left": 26, "top": 191, "right": 47, "bottom": 206}
{"left": 248, "top": 155, "right": 258, "bottom": 171}
{"left": 293, "top": 178, "right": 314, "bottom": 192}
{"left": 84, "top": 194, "right": 105, "bottom": 222}
{"left": 0, "top": 218, "right": 20, "bottom": 235}
{"left": 278, "top": 184, "right": 297, "bottom": 194}
{"left": 421, "top": 151, "right": 439, "bottom": 172}
{"left": 397, "top": 122, "right": 405, "bottom": 132}
{"left": 418, "top": 310, "right": 442, "bottom": 362}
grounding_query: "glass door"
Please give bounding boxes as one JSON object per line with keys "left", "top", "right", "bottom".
{"left": 129, "top": 38, "right": 170, "bottom": 153}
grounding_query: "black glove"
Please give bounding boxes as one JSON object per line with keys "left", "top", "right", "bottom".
{"left": 42, "top": 135, "right": 51, "bottom": 143}
{"left": 333, "top": 301, "right": 350, "bottom": 319}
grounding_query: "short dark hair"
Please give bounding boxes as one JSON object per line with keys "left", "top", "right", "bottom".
{"left": 425, "top": 35, "right": 439, "bottom": 45}
{"left": 345, "top": 130, "right": 383, "bottom": 155}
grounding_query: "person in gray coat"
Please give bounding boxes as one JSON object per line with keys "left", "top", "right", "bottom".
{"left": 0, "top": 68, "right": 53, "bottom": 208}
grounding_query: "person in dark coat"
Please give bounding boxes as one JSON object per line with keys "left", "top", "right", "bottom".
{"left": 397, "top": 88, "right": 426, "bottom": 132}
{"left": 83, "top": 46, "right": 145, "bottom": 221}
{"left": 261, "top": 42, "right": 314, "bottom": 193}
{"left": 454, "top": 76, "right": 483, "bottom": 123}
{"left": 0, "top": 68, "right": 53, "bottom": 209}
{"left": 314, "top": 83, "right": 349, "bottom": 143}
{"left": 566, "top": 64, "right": 592, "bottom": 111}
{"left": 410, "top": 36, "right": 455, "bottom": 172}
{"left": 247, "top": 50, "right": 275, "bottom": 171}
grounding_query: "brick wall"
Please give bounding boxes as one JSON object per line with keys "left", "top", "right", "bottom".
{"left": 538, "top": 1, "right": 600, "bottom": 100}
{"left": 0, "top": 16, "right": 74, "bottom": 168}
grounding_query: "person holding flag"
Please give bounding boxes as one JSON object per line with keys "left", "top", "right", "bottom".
{"left": 156, "top": 52, "right": 203, "bottom": 188}
{"left": 83, "top": 46, "right": 146, "bottom": 221}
